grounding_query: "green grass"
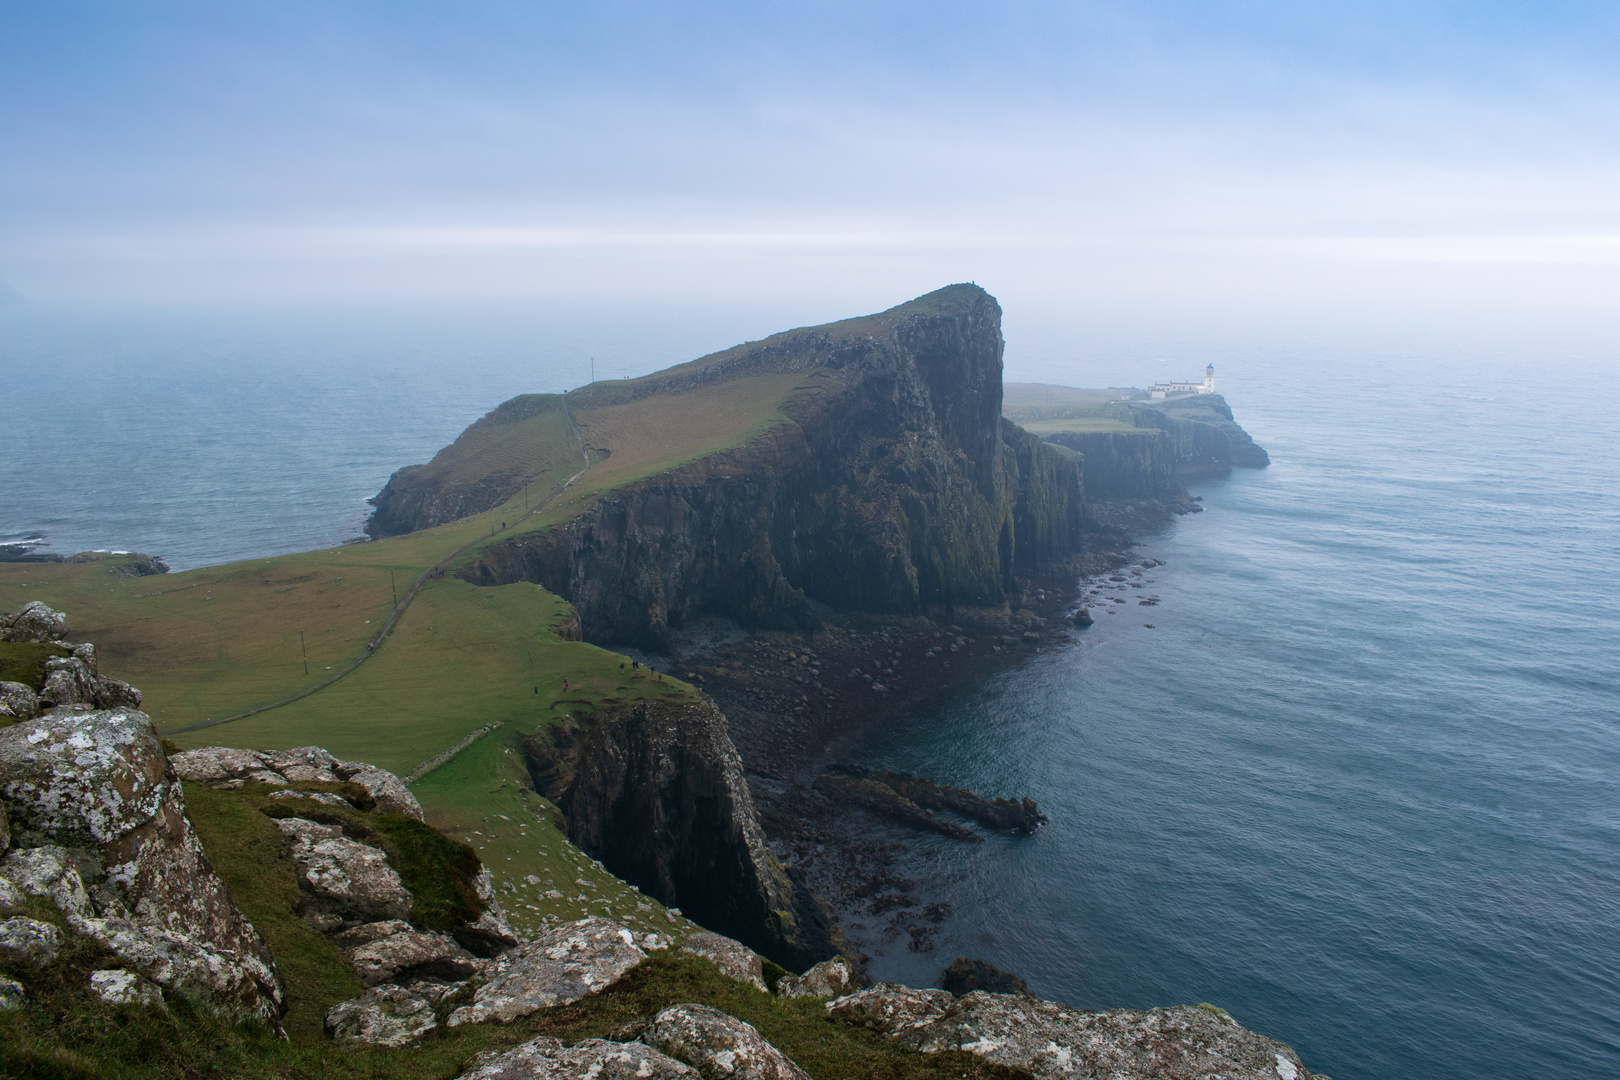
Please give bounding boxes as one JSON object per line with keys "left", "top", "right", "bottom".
{"left": 0, "top": 641, "right": 69, "bottom": 692}
{"left": 1014, "top": 416, "right": 1144, "bottom": 435}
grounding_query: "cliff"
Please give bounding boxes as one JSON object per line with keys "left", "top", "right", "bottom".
{"left": 456, "top": 285, "right": 1087, "bottom": 647}
{"left": 521, "top": 697, "right": 835, "bottom": 971}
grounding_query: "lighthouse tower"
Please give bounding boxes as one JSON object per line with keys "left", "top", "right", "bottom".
{"left": 1202, "top": 364, "right": 1215, "bottom": 393}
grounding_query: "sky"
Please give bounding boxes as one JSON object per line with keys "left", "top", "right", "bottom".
{"left": 3, "top": 1, "right": 1619, "bottom": 339}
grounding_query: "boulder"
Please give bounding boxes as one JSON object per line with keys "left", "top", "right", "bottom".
{"left": 275, "top": 817, "right": 413, "bottom": 922}
{"left": 456, "top": 1036, "right": 698, "bottom": 1079}
{"left": 448, "top": 917, "right": 658, "bottom": 1028}
{"left": 825, "top": 983, "right": 956, "bottom": 1033}
{"left": 336, "top": 760, "right": 425, "bottom": 821}
{"left": 267, "top": 789, "right": 352, "bottom": 809}
{"left": 326, "top": 982, "right": 438, "bottom": 1047}
{"left": 39, "top": 656, "right": 98, "bottom": 709}
{"left": 646, "top": 1002, "right": 811, "bottom": 1080}
{"left": 0, "top": 916, "right": 62, "bottom": 967}
{"left": 775, "top": 956, "right": 854, "bottom": 1000}
{"left": 0, "top": 975, "right": 23, "bottom": 1010}
{"left": 680, "top": 931, "right": 767, "bottom": 992}
{"left": 168, "top": 745, "right": 425, "bottom": 822}
{"left": 0, "top": 601, "right": 68, "bottom": 643}
{"left": 88, "top": 968, "right": 165, "bottom": 1009}
{"left": 0, "top": 682, "right": 40, "bottom": 722}
{"left": 169, "top": 747, "right": 273, "bottom": 785}
{"left": 345, "top": 925, "right": 479, "bottom": 986}
{"left": 835, "top": 988, "right": 1328, "bottom": 1080}
{"left": 0, "top": 707, "right": 283, "bottom": 1023}
{"left": 458, "top": 865, "right": 520, "bottom": 956}
{"left": 92, "top": 679, "right": 142, "bottom": 710}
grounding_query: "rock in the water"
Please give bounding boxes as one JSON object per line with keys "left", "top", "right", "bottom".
{"left": 834, "top": 987, "right": 1327, "bottom": 1080}
{"left": 0, "top": 707, "right": 283, "bottom": 1023}
{"left": 345, "top": 925, "right": 479, "bottom": 986}
{"left": 456, "top": 1036, "right": 699, "bottom": 1079}
{"left": 0, "top": 601, "right": 68, "bottom": 642}
{"left": 647, "top": 1002, "right": 811, "bottom": 1080}
{"left": 0, "top": 682, "right": 41, "bottom": 721}
{"left": 448, "top": 917, "right": 656, "bottom": 1027}
{"left": 88, "top": 968, "right": 165, "bottom": 1009}
{"left": 941, "top": 956, "right": 1028, "bottom": 997}
{"left": 680, "top": 930, "right": 767, "bottom": 992}
{"left": 0, "top": 974, "right": 23, "bottom": 1010}
{"left": 275, "top": 817, "right": 413, "bottom": 922}
{"left": 775, "top": 956, "right": 854, "bottom": 1000}
{"left": 326, "top": 982, "right": 438, "bottom": 1047}
{"left": 0, "top": 916, "right": 62, "bottom": 967}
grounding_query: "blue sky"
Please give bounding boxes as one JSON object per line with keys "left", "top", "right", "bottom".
{"left": 3, "top": 1, "right": 1618, "bottom": 334}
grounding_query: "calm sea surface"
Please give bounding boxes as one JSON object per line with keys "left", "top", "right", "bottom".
{"left": 3, "top": 307, "right": 1617, "bottom": 1080}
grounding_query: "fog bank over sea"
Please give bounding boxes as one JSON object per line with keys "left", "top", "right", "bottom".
{"left": 3, "top": 303, "right": 1618, "bottom": 1080}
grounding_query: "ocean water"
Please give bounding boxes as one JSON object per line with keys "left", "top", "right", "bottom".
{"left": 3, "top": 306, "right": 1617, "bottom": 1079}
{"left": 845, "top": 350, "right": 1620, "bottom": 1080}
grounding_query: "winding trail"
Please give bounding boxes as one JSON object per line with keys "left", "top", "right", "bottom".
{"left": 162, "top": 395, "right": 592, "bottom": 736}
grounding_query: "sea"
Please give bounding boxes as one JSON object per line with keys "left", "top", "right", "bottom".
{"left": 3, "top": 304, "right": 1617, "bottom": 1080}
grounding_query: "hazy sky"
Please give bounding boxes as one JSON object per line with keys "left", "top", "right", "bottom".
{"left": 4, "top": 1, "right": 1618, "bottom": 336}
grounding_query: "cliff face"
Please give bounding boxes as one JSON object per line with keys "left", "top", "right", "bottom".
{"left": 522, "top": 698, "right": 834, "bottom": 970}
{"left": 1039, "top": 394, "right": 1268, "bottom": 500}
{"left": 460, "top": 285, "right": 1087, "bottom": 647}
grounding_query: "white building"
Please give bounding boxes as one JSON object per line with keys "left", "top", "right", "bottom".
{"left": 1149, "top": 364, "right": 1214, "bottom": 400}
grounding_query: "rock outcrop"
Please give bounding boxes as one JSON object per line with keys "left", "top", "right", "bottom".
{"left": 680, "top": 930, "right": 767, "bottom": 992}
{"left": 448, "top": 916, "right": 668, "bottom": 1028}
{"left": 647, "top": 1002, "right": 812, "bottom": 1080}
{"left": 523, "top": 697, "right": 833, "bottom": 971}
{"left": 0, "top": 705, "right": 284, "bottom": 1023}
{"left": 455, "top": 1036, "right": 699, "bottom": 1080}
{"left": 0, "top": 604, "right": 143, "bottom": 717}
{"left": 829, "top": 985, "right": 1329, "bottom": 1080}
{"left": 774, "top": 956, "right": 854, "bottom": 1000}
{"left": 170, "top": 744, "right": 425, "bottom": 820}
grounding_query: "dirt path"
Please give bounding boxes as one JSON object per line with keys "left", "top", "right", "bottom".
{"left": 162, "top": 396, "right": 592, "bottom": 736}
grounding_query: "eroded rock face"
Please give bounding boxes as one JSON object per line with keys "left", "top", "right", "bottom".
{"left": 0, "top": 707, "right": 283, "bottom": 1023}
{"left": 275, "top": 817, "right": 413, "bottom": 922}
{"left": 647, "top": 1002, "right": 811, "bottom": 1080}
{"left": 456, "top": 1036, "right": 699, "bottom": 1080}
{"left": 829, "top": 987, "right": 1328, "bottom": 1080}
{"left": 448, "top": 917, "right": 663, "bottom": 1028}
{"left": 170, "top": 746, "right": 425, "bottom": 820}
{"left": 775, "top": 956, "right": 854, "bottom": 1000}
{"left": 0, "top": 601, "right": 68, "bottom": 643}
{"left": 680, "top": 931, "right": 766, "bottom": 992}
{"left": 326, "top": 982, "right": 439, "bottom": 1047}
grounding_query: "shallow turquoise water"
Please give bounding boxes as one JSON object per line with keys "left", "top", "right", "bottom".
{"left": 3, "top": 309, "right": 1616, "bottom": 1079}
{"left": 846, "top": 352, "right": 1620, "bottom": 1080}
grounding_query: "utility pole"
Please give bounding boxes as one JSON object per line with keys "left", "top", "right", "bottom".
{"left": 298, "top": 630, "right": 307, "bottom": 675}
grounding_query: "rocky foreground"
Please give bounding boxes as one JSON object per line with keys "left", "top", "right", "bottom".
{"left": 2, "top": 602, "right": 1329, "bottom": 1078}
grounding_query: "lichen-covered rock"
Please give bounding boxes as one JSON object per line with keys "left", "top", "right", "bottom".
{"left": 826, "top": 983, "right": 955, "bottom": 1033}
{"left": 92, "top": 679, "right": 142, "bottom": 710}
{"left": 345, "top": 925, "right": 479, "bottom": 986}
{"left": 775, "top": 956, "right": 854, "bottom": 999}
{"left": 0, "top": 974, "right": 23, "bottom": 1010}
{"left": 1, "top": 916, "right": 63, "bottom": 966}
{"left": 0, "top": 707, "right": 283, "bottom": 1023}
{"left": 0, "top": 682, "right": 41, "bottom": 722}
{"left": 448, "top": 917, "right": 654, "bottom": 1027}
{"left": 456, "top": 1036, "right": 699, "bottom": 1079}
{"left": 680, "top": 931, "right": 766, "bottom": 992}
{"left": 326, "top": 982, "right": 438, "bottom": 1047}
{"left": 89, "top": 968, "right": 164, "bottom": 1009}
{"left": 275, "top": 817, "right": 413, "bottom": 922}
{"left": 267, "top": 789, "right": 351, "bottom": 808}
{"left": 39, "top": 656, "right": 98, "bottom": 709}
{"left": 169, "top": 745, "right": 425, "bottom": 821}
{"left": 836, "top": 988, "right": 1328, "bottom": 1080}
{"left": 647, "top": 1002, "right": 811, "bottom": 1080}
{"left": 0, "top": 601, "right": 68, "bottom": 642}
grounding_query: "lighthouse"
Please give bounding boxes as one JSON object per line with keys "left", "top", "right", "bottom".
{"left": 1204, "top": 364, "right": 1215, "bottom": 393}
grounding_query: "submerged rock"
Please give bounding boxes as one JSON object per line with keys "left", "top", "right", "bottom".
{"left": 448, "top": 917, "right": 663, "bottom": 1027}
{"left": 647, "top": 1002, "right": 811, "bottom": 1080}
{"left": 774, "top": 956, "right": 854, "bottom": 1000}
{"left": 680, "top": 930, "right": 767, "bottom": 992}
{"left": 941, "top": 956, "right": 1029, "bottom": 997}
{"left": 455, "top": 1036, "right": 698, "bottom": 1079}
